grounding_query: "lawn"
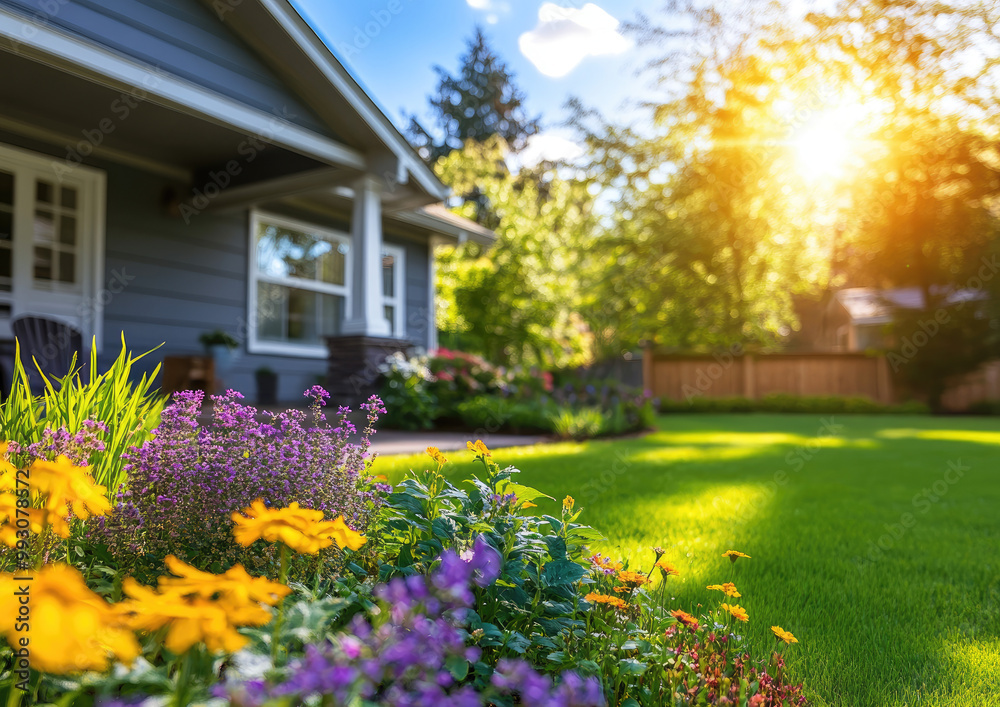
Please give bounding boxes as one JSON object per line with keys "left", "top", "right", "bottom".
{"left": 370, "top": 414, "right": 1000, "bottom": 707}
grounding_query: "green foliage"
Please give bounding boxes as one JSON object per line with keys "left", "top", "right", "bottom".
{"left": 197, "top": 329, "right": 238, "bottom": 349}
{"left": 549, "top": 407, "right": 605, "bottom": 441}
{"left": 456, "top": 396, "right": 553, "bottom": 434}
{"left": 434, "top": 138, "right": 597, "bottom": 368}
{"left": 659, "top": 394, "right": 929, "bottom": 415}
{"left": 0, "top": 335, "right": 164, "bottom": 493}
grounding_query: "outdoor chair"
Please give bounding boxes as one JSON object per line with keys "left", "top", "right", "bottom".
{"left": 11, "top": 315, "right": 85, "bottom": 387}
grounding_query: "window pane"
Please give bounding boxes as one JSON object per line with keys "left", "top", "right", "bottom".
{"left": 36, "top": 180, "right": 53, "bottom": 204}
{"left": 0, "top": 211, "right": 11, "bottom": 241}
{"left": 256, "top": 282, "right": 287, "bottom": 342}
{"left": 255, "top": 282, "right": 344, "bottom": 345}
{"left": 34, "top": 209, "right": 55, "bottom": 244}
{"left": 382, "top": 251, "right": 397, "bottom": 298}
{"left": 319, "top": 244, "right": 346, "bottom": 286}
{"left": 256, "top": 222, "right": 342, "bottom": 281}
{"left": 59, "top": 215, "right": 76, "bottom": 245}
{"left": 0, "top": 246, "right": 10, "bottom": 283}
{"left": 385, "top": 305, "right": 395, "bottom": 334}
{"left": 34, "top": 246, "right": 52, "bottom": 280}
{"left": 0, "top": 171, "right": 12, "bottom": 206}
{"left": 60, "top": 187, "right": 77, "bottom": 210}
{"left": 58, "top": 252, "right": 75, "bottom": 284}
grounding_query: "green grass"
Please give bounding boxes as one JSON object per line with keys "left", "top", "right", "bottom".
{"left": 371, "top": 414, "right": 1000, "bottom": 707}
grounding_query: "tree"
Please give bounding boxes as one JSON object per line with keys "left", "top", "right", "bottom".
{"left": 408, "top": 28, "right": 540, "bottom": 163}
{"left": 433, "top": 138, "right": 597, "bottom": 368}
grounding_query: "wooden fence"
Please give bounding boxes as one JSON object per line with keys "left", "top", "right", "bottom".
{"left": 642, "top": 350, "right": 1000, "bottom": 411}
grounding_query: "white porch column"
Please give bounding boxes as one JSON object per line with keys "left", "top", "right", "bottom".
{"left": 427, "top": 235, "right": 443, "bottom": 352}
{"left": 343, "top": 175, "right": 391, "bottom": 337}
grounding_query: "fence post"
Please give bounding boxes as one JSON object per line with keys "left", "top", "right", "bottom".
{"left": 743, "top": 353, "right": 757, "bottom": 399}
{"left": 875, "top": 355, "right": 893, "bottom": 404}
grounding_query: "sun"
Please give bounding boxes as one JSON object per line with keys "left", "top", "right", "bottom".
{"left": 790, "top": 104, "right": 869, "bottom": 181}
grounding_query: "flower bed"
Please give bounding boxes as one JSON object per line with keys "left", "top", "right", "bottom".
{"left": 0, "top": 353, "right": 807, "bottom": 705}
{"left": 379, "top": 349, "right": 656, "bottom": 439}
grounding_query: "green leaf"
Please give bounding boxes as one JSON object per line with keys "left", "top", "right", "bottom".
{"left": 618, "top": 658, "right": 649, "bottom": 676}
{"left": 542, "top": 559, "right": 586, "bottom": 586}
{"left": 446, "top": 654, "right": 470, "bottom": 681}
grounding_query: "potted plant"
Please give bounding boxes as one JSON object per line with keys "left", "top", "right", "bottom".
{"left": 255, "top": 366, "right": 278, "bottom": 406}
{"left": 199, "top": 329, "right": 239, "bottom": 372}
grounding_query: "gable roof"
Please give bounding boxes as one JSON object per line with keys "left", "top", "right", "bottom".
{"left": 213, "top": 0, "right": 449, "bottom": 202}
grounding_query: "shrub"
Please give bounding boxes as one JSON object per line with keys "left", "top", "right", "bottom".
{"left": 967, "top": 399, "right": 1000, "bottom": 415}
{"left": 660, "top": 394, "right": 930, "bottom": 415}
{"left": 94, "top": 388, "right": 388, "bottom": 579}
{"left": 550, "top": 406, "right": 606, "bottom": 440}
{"left": 455, "top": 396, "right": 554, "bottom": 434}
{"left": 0, "top": 336, "right": 164, "bottom": 494}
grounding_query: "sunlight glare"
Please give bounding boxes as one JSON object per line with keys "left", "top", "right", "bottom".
{"left": 790, "top": 104, "right": 869, "bottom": 181}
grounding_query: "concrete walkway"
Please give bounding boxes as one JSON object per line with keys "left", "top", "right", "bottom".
{"left": 369, "top": 430, "right": 548, "bottom": 456}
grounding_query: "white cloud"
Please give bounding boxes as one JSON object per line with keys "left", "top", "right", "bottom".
{"left": 513, "top": 131, "right": 585, "bottom": 170}
{"left": 466, "top": 0, "right": 509, "bottom": 20}
{"left": 519, "top": 3, "right": 633, "bottom": 78}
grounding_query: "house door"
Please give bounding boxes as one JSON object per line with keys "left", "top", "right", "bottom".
{"left": 0, "top": 143, "right": 105, "bottom": 343}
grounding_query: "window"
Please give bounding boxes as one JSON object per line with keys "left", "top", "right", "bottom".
{"left": 382, "top": 245, "right": 405, "bottom": 337}
{"left": 248, "top": 212, "right": 351, "bottom": 357}
{"left": 0, "top": 143, "right": 104, "bottom": 340}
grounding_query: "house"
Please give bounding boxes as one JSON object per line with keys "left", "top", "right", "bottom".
{"left": 0, "top": 0, "right": 494, "bottom": 400}
{"left": 790, "top": 287, "right": 986, "bottom": 352}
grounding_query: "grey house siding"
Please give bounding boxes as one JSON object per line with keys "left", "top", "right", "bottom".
{"left": 0, "top": 131, "right": 433, "bottom": 401}
{"left": 0, "top": 0, "right": 335, "bottom": 138}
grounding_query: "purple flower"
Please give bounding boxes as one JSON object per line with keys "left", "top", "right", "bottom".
{"left": 466, "top": 535, "right": 502, "bottom": 588}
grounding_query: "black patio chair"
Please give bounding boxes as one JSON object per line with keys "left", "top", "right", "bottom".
{"left": 11, "top": 316, "right": 84, "bottom": 386}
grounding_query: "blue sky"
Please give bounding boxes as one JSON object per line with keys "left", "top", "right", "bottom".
{"left": 291, "top": 0, "right": 667, "bottom": 162}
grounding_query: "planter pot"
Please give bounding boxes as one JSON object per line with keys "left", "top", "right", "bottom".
{"left": 208, "top": 344, "right": 234, "bottom": 372}
{"left": 255, "top": 371, "right": 278, "bottom": 406}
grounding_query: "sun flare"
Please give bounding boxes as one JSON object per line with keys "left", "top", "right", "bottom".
{"left": 790, "top": 104, "right": 870, "bottom": 181}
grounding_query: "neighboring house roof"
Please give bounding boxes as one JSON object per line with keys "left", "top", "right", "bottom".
{"left": 394, "top": 204, "right": 498, "bottom": 246}
{"left": 836, "top": 287, "right": 987, "bottom": 325}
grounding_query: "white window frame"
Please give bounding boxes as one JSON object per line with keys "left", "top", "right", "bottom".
{"left": 382, "top": 244, "right": 406, "bottom": 338}
{"left": 247, "top": 210, "right": 352, "bottom": 358}
{"left": 0, "top": 142, "right": 105, "bottom": 346}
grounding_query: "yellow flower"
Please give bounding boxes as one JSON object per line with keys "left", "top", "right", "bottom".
{"left": 119, "top": 579, "right": 269, "bottom": 655}
{"left": 707, "top": 582, "right": 741, "bottom": 598}
{"left": 721, "top": 603, "right": 749, "bottom": 622}
{"left": 0, "top": 564, "right": 139, "bottom": 674}
{"left": 616, "top": 569, "right": 652, "bottom": 587}
{"left": 467, "top": 440, "right": 491, "bottom": 457}
{"left": 426, "top": 446, "right": 448, "bottom": 465}
{"left": 670, "top": 609, "right": 699, "bottom": 628}
{"left": 231, "top": 500, "right": 366, "bottom": 555}
{"left": 562, "top": 496, "right": 575, "bottom": 513}
{"left": 0, "top": 493, "right": 59, "bottom": 546}
{"left": 157, "top": 556, "right": 291, "bottom": 605}
{"left": 584, "top": 592, "right": 627, "bottom": 610}
{"left": 28, "top": 456, "right": 111, "bottom": 521}
{"left": 771, "top": 626, "right": 799, "bottom": 644}
{"left": 722, "top": 550, "right": 751, "bottom": 563}
{"left": 656, "top": 560, "right": 680, "bottom": 577}
{"left": 590, "top": 555, "right": 623, "bottom": 573}
{"left": 521, "top": 501, "right": 538, "bottom": 509}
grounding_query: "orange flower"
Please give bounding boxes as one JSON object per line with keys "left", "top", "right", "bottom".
{"left": 771, "top": 626, "right": 798, "bottom": 644}
{"left": 426, "top": 447, "right": 448, "bottom": 465}
{"left": 29, "top": 456, "right": 111, "bottom": 521}
{"left": 562, "top": 496, "right": 575, "bottom": 513}
{"left": 157, "top": 556, "right": 291, "bottom": 605}
{"left": 656, "top": 560, "right": 680, "bottom": 577}
{"left": 467, "top": 440, "right": 491, "bottom": 457}
{"left": 707, "top": 582, "right": 741, "bottom": 598}
{"left": 584, "top": 592, "right": 627, "bottom": 610}
{"left": 616, "top": 570, "right": 652, "bottom": 588}
{"left": 721, "top": 603, "right": 749, "bottom": 622}
{"left": 722, "top": 550, "right": 751, "bottom": 563}
{"left": 670, "top": 609, "right": 699, "bottom": 628}
{"left": 231, "top": 500, "right": 366, "bottom": 555}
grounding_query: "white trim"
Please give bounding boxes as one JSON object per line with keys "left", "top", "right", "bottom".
{"left": 0, "top": 6, "right": 367, "bottom": 172}
{"left": 427, "top": 237, "right": 442, "bottom": 352}
{"left": 247, "top": 209, "right": 352, "bottom": 358}
{"left": 382, "top": 244, "right": 405, "bottom": 337}
{"left": 0, "top": 141, "right": 105, "bottom": 346}
{"left": 255, "top": 0, "right": 449, "bottom": 200}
